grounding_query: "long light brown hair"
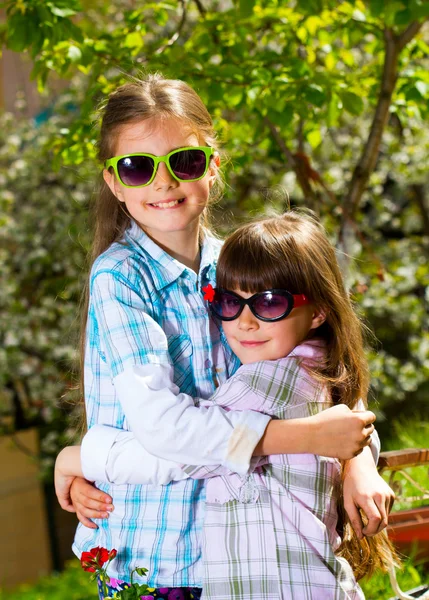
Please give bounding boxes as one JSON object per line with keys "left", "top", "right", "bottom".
{"left": 79, "top": 73, "right": 222, "bottom": 413}
{"left": 216, "top": 210, "right": 399, "bottom": 579}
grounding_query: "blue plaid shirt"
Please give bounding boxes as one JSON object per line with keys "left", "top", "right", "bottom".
{"left": 73, "top": 220, "right": 252, "bottom": 586}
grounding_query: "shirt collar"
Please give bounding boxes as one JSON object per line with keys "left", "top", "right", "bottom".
{"left": 288, "top": 340, "right": 326, "bottom": 363}
{"left": 124, "top": 220, "right": 219, "bottom": 291}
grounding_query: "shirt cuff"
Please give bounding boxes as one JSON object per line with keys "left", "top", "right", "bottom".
{"left": 369, "top": 428, "right": 380, "bottom": 464}
{"left": 223, "top": 412, "right": 271, "bottom": 477}
{"left": 354, "top": 399, "right": 380, "bottom": 464}
{"left": 81, "top": 424, "right": 121, "bottom": 482}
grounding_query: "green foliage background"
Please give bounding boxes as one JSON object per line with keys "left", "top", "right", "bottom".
{"left": 0, "top": 0, "right": 428, "bottom": 474}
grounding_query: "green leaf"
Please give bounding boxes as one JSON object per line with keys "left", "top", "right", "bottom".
{"left": 394, "top": 8, "right": 413, "bottom": 25}
{"left": 238, "top": 0, "right": 255, "bottom": 18}
{"left": 124, "top": 31, "right": 143, "bottom": 49}
{"left": 67, "top": 44, "right": 82, "bottom": 62}
{"left": 246, "top": 86, "right": 262, "bottom": 105}
{"left": 6, "top": 12, "right": 36, "bottom": 52}
{"left": 405, "top": 81, "right": 428, "bottom": 101}
{"left": 409, "top": 0, "right": 429, "bottom": 18}
{"left": 415, "top": 81, "right": 428, "bottom": 97}
{"left": 303, "top": 84, "right": 326, "bottom": 107}
{"left": 269, "top": 105, "right": 294, "bottom": 128}
{"left": 384, "top": 2, "right": 408, "bottom": 26}
{"left": 327, "top": 93, "right": 340, "bottom": 125}
{"left": 49, "top": 6, "right": 79, "bottom": 17}
{"left": 340, "top": 91, "right": 364, "bottom": 115}
{"left": 226, "top": 87, "right": 244, "bottom": 107}
{"left": 307, "top": 128, "right": 322, "bottom": 148}
{"left": 368, "top": 0, "right": 385, "bottom": 17}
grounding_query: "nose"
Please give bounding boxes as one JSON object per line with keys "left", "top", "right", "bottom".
{"left": 237, "top": 305, "right": 259, "bottom": 331}
{"left": 153, "top": 161, "right": 178, "bottom": 191}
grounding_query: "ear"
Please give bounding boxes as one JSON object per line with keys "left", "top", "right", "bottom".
{"left": 208, "top": 152, "right": 220, "bottom": 189}
{"left": 309, "top": 306, "right": 328, "bottom": 330}
{"left": 103, "top": 168, "right": 125, "bottom": 203}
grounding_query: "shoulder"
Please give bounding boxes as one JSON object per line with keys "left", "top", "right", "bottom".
{"left": 205, "top": 232, "right": 223, "bottom": 254}
{"left": 90, "top": 242, "right": 153, "bottom": 290}
{"left": 235, "top": 358, "right": 302, "bottom": 390}
{"left": 88, "top": 243, "right": 158, "bottom": 309}
{"left": 236, "top": 351, "right": 323, "bottom": 401}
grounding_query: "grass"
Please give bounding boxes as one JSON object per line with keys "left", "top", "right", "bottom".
{"left": 361, "top": 555, "right": 428, "bottom": 600}
{"left": 0, "top": 560, "right": 95, "bottom": 600}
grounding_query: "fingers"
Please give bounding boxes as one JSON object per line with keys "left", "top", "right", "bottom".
{"left": 362, "top": 488, "right": 395, "bottom": 536}
{"left": 71, "top": 478, "right": 112, "bottom": 503}
{"left": 345, "top": 501, "right": 363, "bottom": 540}
{"left": 71, "top": 479, "right": 113, "bottom": 507}
{"left": 75, "top": 502, "right": 109, "bottom": 519}
{"left": 360, "top": 410, "right": 376, "bottom": 427}
{"left": 76, "top": 511, "right": 98, "bottom": 530}
{"left": 75, "top": 495, "right": 114, "bottom": 513}
{"left": 361, "top": 499, "right": 383, "bottom": 537}
{"left": 60, "top": 501, "right": 77, "bottom": 514}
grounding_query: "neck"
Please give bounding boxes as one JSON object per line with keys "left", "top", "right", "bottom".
{"left": 145, "top": 225, "right": 202, "bottom": 273}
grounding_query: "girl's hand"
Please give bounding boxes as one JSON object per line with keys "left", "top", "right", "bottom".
{"left": 311, "top": 404, "right": 375, "bottom": 459}
{"left": 70, "top": 477, "right": 114, "bottom": 530}
{"left": 343, "top": 447, "right": 395, "bottom": 539}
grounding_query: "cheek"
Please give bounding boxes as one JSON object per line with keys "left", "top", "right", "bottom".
{"left": 221, "top": 322, "right": 237, "bottom": 343}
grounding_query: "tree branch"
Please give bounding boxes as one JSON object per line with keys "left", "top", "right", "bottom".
{"left": 397, "top": 20, "right": 424, "bottom": 51}
{"left": 344, "top": 21, "right": 426, "bottom": 222}
{"left": 263, "top": 116, "right": 317, "bottom": 205}
{"left": 344, "top": 28, "right": 399, "bottom": 220}
{"left": 193, "top": 0, "right": 206, "bottom": 17}
{"left": 155, "top": 0, "right": 187, "bottom": 55}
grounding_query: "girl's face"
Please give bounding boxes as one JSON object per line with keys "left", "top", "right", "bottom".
{"left": 103, "top": 117, "right": 218, "bottom": 245}
{"left": 221, "top": 289, "right": 326, "bottom": 365}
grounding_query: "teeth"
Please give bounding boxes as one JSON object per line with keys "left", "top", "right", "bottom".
{"left": 152, "top": 199, "right": 183, "bottom": 209}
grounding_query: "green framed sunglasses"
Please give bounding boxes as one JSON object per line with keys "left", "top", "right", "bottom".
{"left": 105, "top": 146, "right": 213, "bottom": 188}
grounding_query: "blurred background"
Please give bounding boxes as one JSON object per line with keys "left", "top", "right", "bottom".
{"left": 0, "top": 1, "right": 428, "bottom": 598}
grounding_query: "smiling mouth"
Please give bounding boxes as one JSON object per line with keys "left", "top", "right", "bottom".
{"left": 239, "top": 341, "right": 267, "bottom": 347}
{"left": 149, "top": 198, "right": 185, "bottom": 209}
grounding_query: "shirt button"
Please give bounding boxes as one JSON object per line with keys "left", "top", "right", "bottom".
{"left": 199, "top": 307, "right": 206, "bottom": 316}
{"left": 205, "top": 359, "right": 211, "bottom": 368}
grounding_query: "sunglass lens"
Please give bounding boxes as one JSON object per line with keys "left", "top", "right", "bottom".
{"left": 253, "top": 293, "right": 290, "bottom": 319}
{"left": 117, "top": 156, "right": 154, "bottom": 186}
{"left": 212, "top": 292, "right": 242, "bottom": 319}
{"left": 170, "top": 149, "right": 208, "bottom": 180}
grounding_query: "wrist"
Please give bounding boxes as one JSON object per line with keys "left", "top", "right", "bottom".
{"left": 56, "top": 446, "right": 84, "bottom": 478}
{"left": 344, "top": 446, "right": 377, "bottom": 477}
{"left": 254, "top": 418, "right": 311, "bottom": 455}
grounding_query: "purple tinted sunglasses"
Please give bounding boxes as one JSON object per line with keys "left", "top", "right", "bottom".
{"left": 209, "top": 288, "right": 310, "bottom": 322}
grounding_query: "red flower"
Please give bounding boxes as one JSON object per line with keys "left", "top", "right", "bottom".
{"left": 202, "top": 284, "right": 215, "bottom": 302}
{"left": 81, "top": 546, "right": 113, "bottom": 572}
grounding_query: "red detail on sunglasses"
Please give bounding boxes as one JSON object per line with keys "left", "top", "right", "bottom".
{"left": 202, "top": 284, "right": 215, "bottom": 302}
{"left": 293, "top": 294, "right": 308, "bottom": 307}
